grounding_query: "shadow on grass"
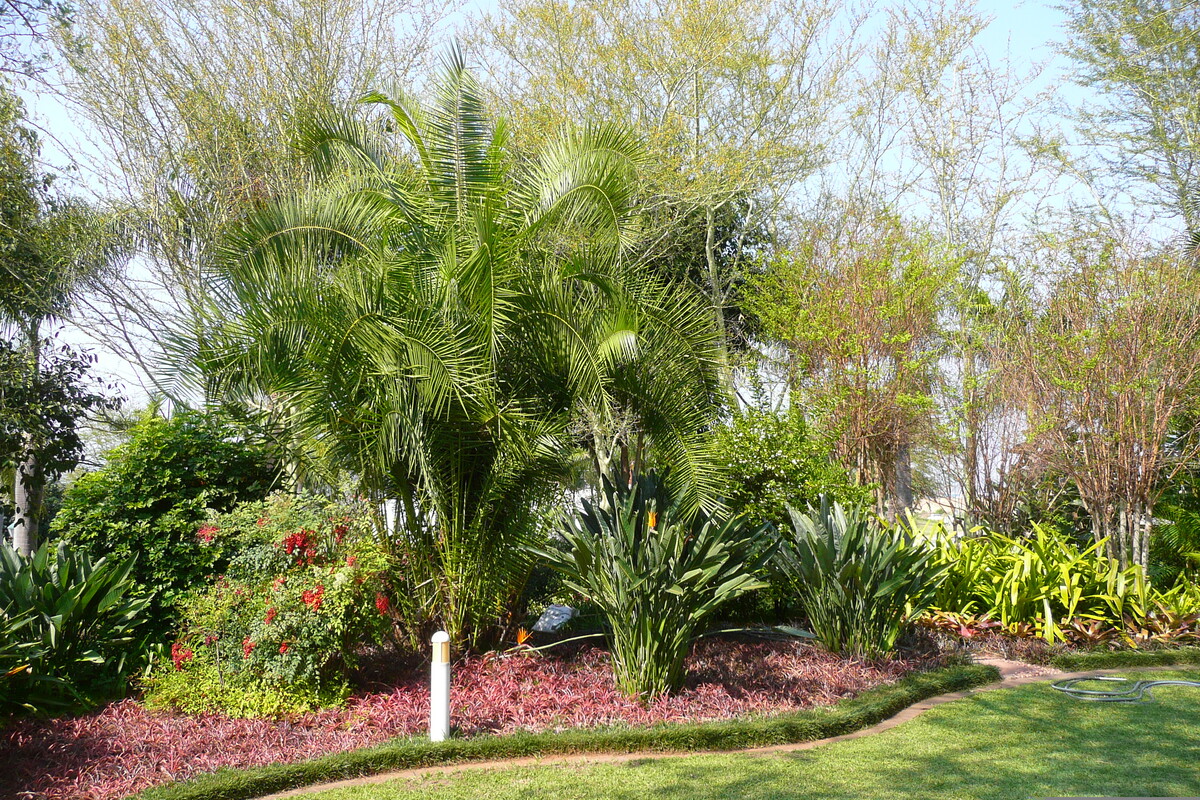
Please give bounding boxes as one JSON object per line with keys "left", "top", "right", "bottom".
{"left": 583, "top": 678, "right": 1200, "bottom": 800}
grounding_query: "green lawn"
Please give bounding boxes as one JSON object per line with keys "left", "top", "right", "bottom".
{"left": 298, "top": 671, "right": 1200, "bottom": 800}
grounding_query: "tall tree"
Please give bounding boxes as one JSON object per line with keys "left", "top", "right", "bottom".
{"left": 55, "top": 0, "right": 453, "bottom": 397}
{"left": 1060, "top": 0, "right": 1200, "bottom": 230}
{"left": 0, "top": 0, "right": 72, "bottom": 77}
{"left": 0, "top": 89, "right": 115, "bottom": 554}
{"left": 1006, "top": 233, "right": 1200, "bottom": 571}
{"left": 189, "top": 52, "right": 724, "bottom": 647}
{"left": 747, "top": 201, "right": 956, "bottom": 520}
{"left": 815, "top": 0, "right": 1067, "bottom": 521}
{"left": 470, "top": 0, "right": 853, "bottom": 372}
{"left": 892, "top": 0, "right": 1058, "bottom": 520}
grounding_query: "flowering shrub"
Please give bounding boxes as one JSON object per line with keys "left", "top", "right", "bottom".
{"left": 144, "top": 493, "right": 393, "bottom": 716}
{"left": 50, "top": 409, "right": 275, "bottom": 639}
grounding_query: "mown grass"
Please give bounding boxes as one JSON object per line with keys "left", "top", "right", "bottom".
{"left": 297, "top": 669, "right": 1200, "bottom": 800}
{"left": 1051, "top": 645, "right": 1200, "bottom": 671}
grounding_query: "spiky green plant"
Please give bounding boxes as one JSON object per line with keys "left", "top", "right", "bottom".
{"left": 930, "top": 524, "right": 1157, "bottom": 642}
{"left": 0, "top": 541, "right": 150, "bottom": 709}
{"left": 776, "top": 499, "right": 946, "bottom": 658}
{"left": 535, "top": 471, "right": 772, "bottom": 699}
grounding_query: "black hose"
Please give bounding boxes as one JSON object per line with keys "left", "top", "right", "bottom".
{"left": 1051, "top": 676, "right": 1200, "bottom": 703}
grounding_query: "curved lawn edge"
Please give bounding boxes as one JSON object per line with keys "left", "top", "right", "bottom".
{"left": 131, "top": 663, "right": 999, "bottom": 800}
{"left": 1050, "top": 645, "right": 1200, "bottom": 671}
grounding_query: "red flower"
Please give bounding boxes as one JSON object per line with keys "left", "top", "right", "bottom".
{"left": 265, "top": 607, "right": 277, "bottom": 625}
{"left": 272, "top": 576, "right": 286, "bottom": 591}
{"left": 279, "top": 641, "right": 290, "bottom": 654}
{"left": 196, "top": 525, "right": 219, "bottom": 544}
{"left": 281, "top": 530, "right": 318, "bottom": 564}
{"left": 375, "top": 593, "right": 390, "bottom": 615}
{"left": 346, "top": 555, "right": 357, "bottom": 567}
{"left": 242, "top": 637, "right": 256, "bottom": 659}
{"left": 301, "top": 585, "right": 325, "bottom": 611}
{"left": 170, "top": 642, "right": 194, "bottom": 671}
{"left": 333, "top": 524, "right": 349, "bottom": 544}
{"left": 257, "top": 516, "right": 269, "bottom": 527}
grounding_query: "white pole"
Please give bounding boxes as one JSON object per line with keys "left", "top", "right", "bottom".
{"left": 430, "top": 630, "right": 451, "bottom": 742}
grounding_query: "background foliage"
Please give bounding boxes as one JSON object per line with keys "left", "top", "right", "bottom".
{"left": 51, "top": 409, "right": 275, "bottom": 638}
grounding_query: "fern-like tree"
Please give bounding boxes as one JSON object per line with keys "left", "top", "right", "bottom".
{"left": 184, "top": 51, "right": 725, "bottom": 648}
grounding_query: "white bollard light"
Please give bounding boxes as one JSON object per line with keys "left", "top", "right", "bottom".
{"left": 430, "top": 630, "right": 451, "bottom": 742}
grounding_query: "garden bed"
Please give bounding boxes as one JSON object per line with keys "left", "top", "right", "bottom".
{"left": 0, "top": 638, "right": 939, "bottom": 800}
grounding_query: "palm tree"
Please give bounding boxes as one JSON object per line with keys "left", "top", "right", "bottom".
{"left": 1186, "top": 191, "right": 1200, "bottom": 267}
{"left": 185, "top": 49, "right": 725, "bottom": 648}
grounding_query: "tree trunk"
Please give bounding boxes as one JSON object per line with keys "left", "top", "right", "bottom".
{"left": 12, "top": 441, "right": 41, "bottom": 556}
{"left": 12, "top": 319, "right": 43, "bottom": 556}
{"left": 962, "top": 350, "right": 980, "bottom": 519}
{"left": 1126, "top": 501, "right": 1152, "bottom": 576}
{"left": 1089, "top": 499, "right": 1151, "bottom": 573}
{"left": 704, "top": 204, "right": 732, "bottom": 390}
{"left": 890, "top": 439, "right": 914, "bottom": 523}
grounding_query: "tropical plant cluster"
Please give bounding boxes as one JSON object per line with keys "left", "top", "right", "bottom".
{"left": 2, "top": 0, "right": 1200, "bottom": 749}
{"left": 0, "top": 541, "right": 150, "bottom": 714}
{"left": 775, "top": 500, "right": 947, "bottom": 658}
{"left": 536, "top": 470, "right": 773, "bottom": 697}
{"left": 921, "top": 525, "right": 1200, "bottom": 646}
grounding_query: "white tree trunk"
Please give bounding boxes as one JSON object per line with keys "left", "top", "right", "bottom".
{"left": 12, "top": 443, "right": 40, "bottom": 556}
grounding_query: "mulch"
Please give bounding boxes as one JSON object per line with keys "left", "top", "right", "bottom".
{"left": 0, "top": 638, "right": 936, "bottom": 800}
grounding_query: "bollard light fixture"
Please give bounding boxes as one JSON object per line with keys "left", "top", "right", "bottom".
{"left": 430, "top": 630, "right": 451, "bottom": 742}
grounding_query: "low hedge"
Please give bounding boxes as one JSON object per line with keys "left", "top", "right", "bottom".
{"left": 1051, "top": 646, "right": 1200, "bottom": 672}
{"left": 135, "top": 663, "right": 999, "bottom": 800}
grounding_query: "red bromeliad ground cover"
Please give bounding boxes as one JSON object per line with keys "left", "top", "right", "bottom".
{"left": 0, "top": 639, "right": 936, "bottom": 800}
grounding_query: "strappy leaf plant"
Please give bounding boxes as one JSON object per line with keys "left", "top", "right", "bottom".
{"left": 776, "top": 499, "right": 946, "bottom": 658}
{"left": 181, "top": 48, "right": 724, "bottom": 649}
{"left": 930, "top": 524, "right": 1157, "bottom": 642}
{"left": 0, "top": 541, "right": 150, "bottom": 710}
{"left": 535, "top": 470, "right": 772, "bottom": 699}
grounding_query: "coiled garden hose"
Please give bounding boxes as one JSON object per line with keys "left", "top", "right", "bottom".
{"left": 1051, "top": 676, "right": 1200, "bottom": 703}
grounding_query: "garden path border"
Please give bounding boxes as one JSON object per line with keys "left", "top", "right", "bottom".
{"left": 258, "top": 659, "right": 1185, "bottom": 799}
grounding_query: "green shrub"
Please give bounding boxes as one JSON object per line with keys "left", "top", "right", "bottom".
{"left": 0, "top": 611, "right": 60, "bottom": 716}
{"left": 713, "top": 404, "right": 869, "bottom": 530}
{"left": 929, "top": 524, "right": 1158, "bottom": 642}
{"left": 708, "top": 405, "right": 871, "bottom": 626}
{"left": 0, "top": 541, "right": 151, "bottom": 712}
{"left": 51, "top": 409, "right": 276, "bottom": 638}
{"left": 143, "top": 658, "right": 347, "bottom": 717}
{"left": 143, "top": 493, "right": 392, "bottom": 716}
{"left": 534, "top": 470, "right": 772, "bottom": 699}
{"left": 776, "top": 499, "right": 946, "bottom": 658}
